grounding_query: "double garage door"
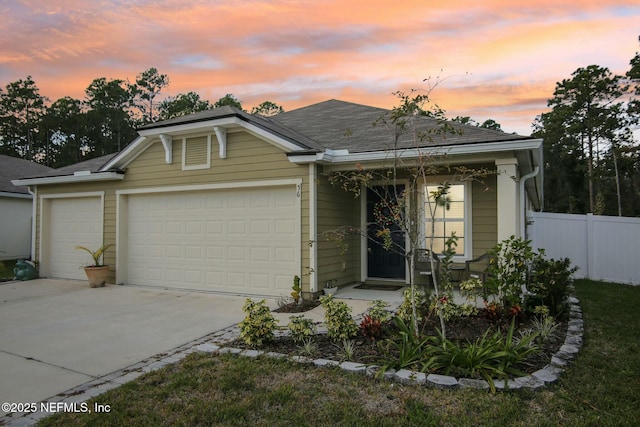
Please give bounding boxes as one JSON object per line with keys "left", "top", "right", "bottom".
{"left": 125, "top": 186, "right": 299, "bottom": 296}
{"left": 45, "top": 186, "right": 300, "bottom": 296}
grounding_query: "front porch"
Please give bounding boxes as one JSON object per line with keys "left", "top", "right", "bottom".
{"left": 332, "top": 282, "right": 482, "bottom": 309}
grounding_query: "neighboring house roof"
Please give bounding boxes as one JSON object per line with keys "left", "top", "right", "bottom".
{"left": 10, "top": 153, "right": 123, "bottom": 187}
{"left": 54, "top": 154, "right": 119, "bottom": 175}
{"left": 0, "top": 155, "right": 55, "bottom": 195}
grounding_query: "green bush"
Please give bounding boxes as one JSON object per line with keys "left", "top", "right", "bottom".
{"left": 360, "top": 315, "right": 383, "bottom": 341}
{"left": 486, "top": 236, "right": 542, "bottom": 308}
{"left": 287, "top": 315, "right": 317, "bottom": 344}
{"left": 239, "top": 298, "right": 278, "bottom": 347}
{"left": 432, "top": 319, "right": 540, "bottom": 392}
{"left": 366, "top": 300, "right": 392, "bottom": 323}
{"left": 380, "top": 317, "right": 438, "bottom": 372}
{"left": 529, "top": 257, "right": 577, "bottom": 316}
{"left": 429, "top": 294, "right": 477, "bottom": 321}
{"left": 320, "top": 295, "right": 358, "bottom": 342}
{"left": 397, "top": 288, "right": 430, "bottom": 324}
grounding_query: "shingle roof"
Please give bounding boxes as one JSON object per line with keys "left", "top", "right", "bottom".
{"left": 0, "top": 155, "right": 55, "bottom": 194}
{"left": 7, "top": 154, "right": 118, "bottom": 182}
{"left": 271, "top": 99, "right": 532, "bottom": 153}
{"left": 54, "top": 154, "right": 118, "bottom": 175}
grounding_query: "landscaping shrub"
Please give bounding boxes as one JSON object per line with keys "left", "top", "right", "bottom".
{"left": 366, "top": 299, "right": 393, "bottom": 323}
{"left": 429, "top": 318, "right": 539, "bottom": 392}
{"left": 320, "top": 295, "right": 358, "bottom": 342}
{"left": 529, "top": 257, "right": 577, "bottom": 316}
{"left": 486, "top": 236, "right": 542, "bottom": 309}
{"left": 360, "top": 314, "right": 383, "bottom": 341}
{"left": 396, "top": 288, "right": 430, "bottom": 324}
{"left": 239, "top": 298, "right": 278, "bottom": 347}
{"left": 287, "top": 315, "right": 317, "bottom": 344}
{"left": 379, "top": 316, "right": 438, "bottom": 372}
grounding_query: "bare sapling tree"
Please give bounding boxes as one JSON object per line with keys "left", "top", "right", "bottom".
{"left": 326, "top": 84, "right": 490, "bottom": 338}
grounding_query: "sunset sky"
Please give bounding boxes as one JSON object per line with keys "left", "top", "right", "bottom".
{"left": 1, "top": 0, "right": 638, "bottom": 135}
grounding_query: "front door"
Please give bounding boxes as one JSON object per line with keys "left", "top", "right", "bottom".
{"left": 367, "top": 185, "right": 406, "bottom": 279}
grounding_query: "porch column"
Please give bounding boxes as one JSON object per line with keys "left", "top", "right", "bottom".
{"left": 495, "top": 158, "right": 520, "bottom": 241}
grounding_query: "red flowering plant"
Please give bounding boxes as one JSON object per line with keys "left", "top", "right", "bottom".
{"left": 508, "top": 304, "right": 523, "bottom": 319}
{"left": 483, "top": 300, "right": 502, "bottom": 322}
{"left": 360, "top": 315, "right": 383, "bottom": 342}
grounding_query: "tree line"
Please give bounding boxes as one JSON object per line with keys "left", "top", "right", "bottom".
{"left": 0, "top": 68, "right": 284, "bottom": 168}
{"left": 533, "top": 42, "right": 640, "bottom": 217}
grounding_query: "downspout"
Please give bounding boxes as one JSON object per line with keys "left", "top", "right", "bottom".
{"left": 309, "top": 163, "right": 317, "bottom": 294}
{"left": 519, "top": 166, "right": 540, "bottom": 238}
{"left": 27, "top": 186, "right": 37, "bottom": 261}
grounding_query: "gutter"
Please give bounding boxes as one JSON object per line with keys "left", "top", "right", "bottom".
{"left": 287, "top": 139, "right": 543, "bottom": 164}
{"left": 12, "top": 171, "right": 124, "bottom": 186}
{"left": 28, "top": 186, "right": 36, "bottom": 261}
{"left": 0, "top": 191, "right": 32, "bottom": 199}
{"left": 520, "top": 166, "right": 540, "bottom": 238}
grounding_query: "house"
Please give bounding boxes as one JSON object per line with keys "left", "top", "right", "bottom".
{"left": 0, "top": 155, "right": 54, "bottom": 261}
{"left": 12, "top": 100, "right": 543, "bottom": 298}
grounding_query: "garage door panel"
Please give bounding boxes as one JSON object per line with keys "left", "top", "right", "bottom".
{"left": 48, "top": 197, "right": 102, "bottom": 280}
{"left": 250, "top": 273, "right": 270, "bottom": 289}
{"left": 127, "top": 187, "right": 299, "bottom": 296}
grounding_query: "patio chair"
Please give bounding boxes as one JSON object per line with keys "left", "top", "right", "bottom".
{"left": 414, "top": 249, "right": 441, "bottom": 288}
{"left": 463, "top": 253, "right": 492, "bottom": 282}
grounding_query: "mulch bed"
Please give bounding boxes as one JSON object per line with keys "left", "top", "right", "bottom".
{"left": 273, "top": 299, "right": 321, "bottom": 313}
{"left": 230, "top": 308, "right": 566, "bottom": 377}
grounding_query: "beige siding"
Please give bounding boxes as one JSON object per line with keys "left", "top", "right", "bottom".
{"left": 316, "top": 168, "right": 361, "bottom": 290}
{"left": 34, "top": 131, "right": 310, "bottom": 291}
{"left": 471, "top": 175, "right": 498, "bottom": 257}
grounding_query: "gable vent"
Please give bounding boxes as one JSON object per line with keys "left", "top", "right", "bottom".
{"left": 182, "top": 135, "right": 211, "bottom": 170}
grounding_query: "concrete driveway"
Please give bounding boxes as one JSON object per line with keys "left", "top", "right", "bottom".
{"left": 0, "top": 279, "right": 248, "bottom": 411}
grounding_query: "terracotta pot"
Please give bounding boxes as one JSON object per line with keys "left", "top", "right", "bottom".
{"left": 83, "top": 266, "right": 110, "bottom": 288}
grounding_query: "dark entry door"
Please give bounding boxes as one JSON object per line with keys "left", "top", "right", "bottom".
{"left": 367, "top": 185, "right": 406, "bottom": 279}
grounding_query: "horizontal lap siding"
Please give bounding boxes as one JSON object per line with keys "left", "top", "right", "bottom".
{"left": 316, "top": 170, "right": 361, "bottom": 289}
{"left": 35, "top": 131, "right": 310, "bottom": 290}
{"left": 472, "top": 176, "right": 497, "bottom": 257}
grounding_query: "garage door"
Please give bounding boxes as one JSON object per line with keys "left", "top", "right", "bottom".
{"left": 126, "top": 186, "right": 299, "bottom": 296}
{"left": 47, "top": 197, "right": 102, "bottom": 280}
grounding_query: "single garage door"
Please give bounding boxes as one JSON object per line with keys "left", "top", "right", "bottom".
{"left": 126, "top": 186, "right": 299, "bottom": 296}
{"left": 47, "top": 197, "right": 102, "bottom": 280}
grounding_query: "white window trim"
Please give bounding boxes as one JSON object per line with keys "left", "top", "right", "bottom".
{"left": 421, "top": 180, "right": 472, "bottom": 262}
{"left": 181, "top": 134, "right": 212, "bottom": 170}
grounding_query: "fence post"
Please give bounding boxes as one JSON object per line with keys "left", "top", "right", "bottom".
{"left": 586, "top": 213, "right": 594, "bottom": 280}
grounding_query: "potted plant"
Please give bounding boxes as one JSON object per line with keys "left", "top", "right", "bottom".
{"left": 323, "top": 279, "right": 338, "bottom": 295}
{"left": 76, "top": 244, "right": 113, "bottom": 288}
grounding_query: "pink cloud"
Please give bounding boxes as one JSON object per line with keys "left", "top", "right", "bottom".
{"left": 0, "top": 0, "right": 638, "bottom": 135}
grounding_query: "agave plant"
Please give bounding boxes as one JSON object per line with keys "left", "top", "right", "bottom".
{"left": 76, "top": 244, "right": 113, "bottom": 267}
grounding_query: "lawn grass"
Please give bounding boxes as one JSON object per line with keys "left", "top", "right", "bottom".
{"left": 38, "top": 279, "right": 640, "bottom": 426}
{"left": 0, "top": 259, "right": 17, "bottom": 280}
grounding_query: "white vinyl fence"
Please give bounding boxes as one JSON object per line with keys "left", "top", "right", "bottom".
{"left": 528, "top": 212, "right": 640, "bottom": 285}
